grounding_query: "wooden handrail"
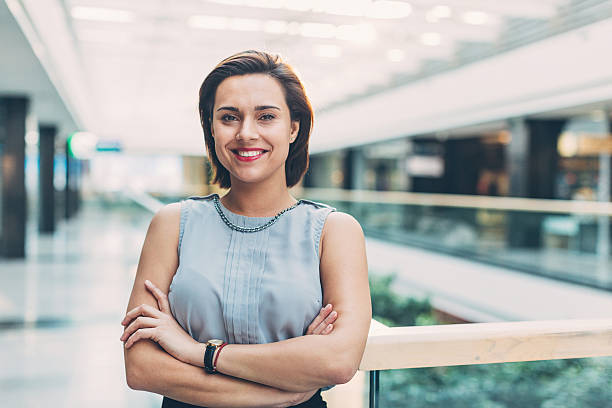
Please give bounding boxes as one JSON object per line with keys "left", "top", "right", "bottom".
{"left": 359, "top": 318, "right": 612, "bottom": 371}
{"left": 300, "top": 188, "right": 612, "bottom": 216}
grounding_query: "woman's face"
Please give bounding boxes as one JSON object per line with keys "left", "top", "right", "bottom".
{"left": 211, "top": 73, "right": 299, "bottom": 187}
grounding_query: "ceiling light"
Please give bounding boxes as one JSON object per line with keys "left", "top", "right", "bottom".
{"left": 230, "top": 18, "right": 261, "bottom": 31}
{"left": 313, "top": 44, "right": 342, "bottom": 58}
{"left": 71, "top": 6, "right": 133, "bottom": 23}
{"left": 336, "top": 23, "right": 377, "bottom": 45}
{"left": 421, "top": 32, "right": 441, "bottom": 46}
{"left": 462, "top": 11, "right": 489, "bottom": 25}
{"left": 387, "top": 48, "right": 405, "bottom": 62}
{"left": 300, "top": 22, "right": 336, "bottom": 38}
{"left": 188, "top": 15, "right": 228, "bottom": 30}
{"left": 558, "top": 132, "right": 579, "bottom": 157}
{"left": 264, "top": 20, "right": 288, "bottom": 34}
{"left": 426, "top": 5, "right": 451, "bottom": 22}
{"left": 368, "top": 1, "right": 412, "bottom": 19}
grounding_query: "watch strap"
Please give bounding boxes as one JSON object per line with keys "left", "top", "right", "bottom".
{"left": 204, "top": 343, "right": 216, "bottom": 374}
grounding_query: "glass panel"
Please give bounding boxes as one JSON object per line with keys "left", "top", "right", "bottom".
{"left": 378, "top": 357, "right": 612, "bottom": 408}
{"left": 316, "top": 199, "right": 612, "bottom": 290}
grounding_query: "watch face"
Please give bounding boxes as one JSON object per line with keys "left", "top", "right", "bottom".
{"left": 208, "top": 339, "right": 224, "bottom": 346}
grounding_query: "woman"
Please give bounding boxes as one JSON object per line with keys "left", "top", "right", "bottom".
{"left": 120, "top": 50, "right": 371, "bottom": 407}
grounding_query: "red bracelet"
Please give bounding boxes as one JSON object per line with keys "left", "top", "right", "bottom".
{"left": 213, "top": 342, "right": 228, "bottom": 370}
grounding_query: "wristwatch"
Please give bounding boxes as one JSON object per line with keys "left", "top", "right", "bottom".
{"left": 204, "top": 339, "right": 225, "bottom": 374}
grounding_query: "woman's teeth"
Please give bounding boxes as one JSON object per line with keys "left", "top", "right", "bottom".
{"left": 237, "top": 150, "right": 264, "bottom": 157}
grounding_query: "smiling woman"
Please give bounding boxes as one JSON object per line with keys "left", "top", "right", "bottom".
{"left": 121, "top": 50, "right": 371, "bottom": 408}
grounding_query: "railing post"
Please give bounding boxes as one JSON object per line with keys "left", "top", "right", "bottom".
{"left": 369, "top": 370, "right": 379, "bottom": 408}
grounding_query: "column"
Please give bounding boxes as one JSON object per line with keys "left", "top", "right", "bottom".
{"left": 506, "top": 118, "right": 566, "bottom": 248}
{"left": 0, "top": 96, "right": 28, "bottom": 258}
{"left": 38, "top": 124, "right": 56, "bottom": 233}
{"left": 343, "top": 147, "right": 366, "bottom": 190}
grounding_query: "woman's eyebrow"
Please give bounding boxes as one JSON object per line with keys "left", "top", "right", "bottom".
{"left": 216, "top": 105, "right": 280, "bottom": 112}
{"left": 216, "top": 106, "right": 239, "bottom": 112}
{"left": 255, "top": 105, "right": 280, "bottom": 111}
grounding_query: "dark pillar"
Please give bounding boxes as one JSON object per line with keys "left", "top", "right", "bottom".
{"left": 0, "top": 96, "right": 28, "bottom": 258}
{"left": 65, "top": 139, "right": 75, "bottom": 219}
{"left": 343, "top": 148, "right": 365, "bottom": 190}
{"left": 38, "top": 124, "right": 56, "bottom": 233}
{"left": 506, "top": 118, "right": 566, "bottom": 248}
{"left": 526, "top": 119, "right": 566, "bottom": 199}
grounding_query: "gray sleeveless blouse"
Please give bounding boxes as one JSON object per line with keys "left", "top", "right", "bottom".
{"left": 168, "top": 193, "right": 336, "bottom": 345}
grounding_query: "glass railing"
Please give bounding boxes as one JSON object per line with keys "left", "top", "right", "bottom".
{"left": 355, "top": 318, "right": 612, "bottom": 408}
{"left": 301, "top": 188, "right": 612, "bottom": 290}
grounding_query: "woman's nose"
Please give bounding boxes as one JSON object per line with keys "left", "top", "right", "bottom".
{"left": 237, "top": 118, "right": 259, "bottom": 140}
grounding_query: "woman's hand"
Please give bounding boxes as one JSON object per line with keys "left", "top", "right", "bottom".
{"left": 120, "top": 280, "right": 200, "bottom": 365}
{"left": 306, "top": 303, "right": 338, "bottom": 335}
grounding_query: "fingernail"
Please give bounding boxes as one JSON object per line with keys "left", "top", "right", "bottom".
{"left": 145, "top": 280, "right": 151, "bottom": 285}
{"left": 325, "top": 304, "right": 331, "bottom": 309}
{"left": 331, "top": 311, "right": 337, "bottom": 317}
{"left": 327, "top": 324, "right": 333, "bottom": 330}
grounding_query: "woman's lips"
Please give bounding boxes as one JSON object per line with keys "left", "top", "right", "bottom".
{"left": 232, "top": 150, "right": 267, "bottom": 162}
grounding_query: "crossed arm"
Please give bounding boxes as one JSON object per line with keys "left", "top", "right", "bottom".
{"left": 122, "top": 203, "right": 371, "bottom": 405}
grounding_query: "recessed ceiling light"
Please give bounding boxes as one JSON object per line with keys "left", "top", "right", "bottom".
{"left": 387, "top": 49, "right": 405, "bottom": 62}
{"left": 421, "top": 32, "right": 441, "bottom": 46}
{"left": 71, "top": 6, "right": 133, "bottom": 23}
{"left": 426, "top": 5, "right": 451, "bottom": 22}
{"left": 313, "top": 44, "right": 342, "bottom": 58}
{"left": 462, "top": 11, "right": 489, "bottom": 25}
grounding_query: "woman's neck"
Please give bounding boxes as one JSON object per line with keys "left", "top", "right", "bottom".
{"left": 220, "top": 179, "right": 297, "bottom": 217}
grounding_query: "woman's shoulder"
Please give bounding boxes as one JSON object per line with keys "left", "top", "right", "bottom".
{"left": 320, "top": 210, "right": 364, "bottom": 252}
{"left": 149, "top": 202, "right": 181, "bottom": 234}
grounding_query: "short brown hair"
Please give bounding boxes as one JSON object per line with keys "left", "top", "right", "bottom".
{"left": 198, "top": 50, "right": 313, "bottom": 189}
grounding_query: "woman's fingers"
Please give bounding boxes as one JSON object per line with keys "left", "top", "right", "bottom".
{"left": 145, "top": 280, "right": 171, "bottom": 314}
{"left": 124, "top": 327, "right": 157, "bottom": 349}
{"left": 306, "top": 304, "right": 332, "bottom": 335}
{"left": 120, "top": 316, "right": 158, "bottom": 343}
{"left": 306, "top": 304, "right": 338, "bottom": 335}
{"left": 312, "top": 310, "right": 337, "bottom": 335}
{"left": 121, "top": 303, "right": 162, "bottom": 326}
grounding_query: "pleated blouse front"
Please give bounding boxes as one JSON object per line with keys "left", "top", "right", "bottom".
{"left": 168, "top": 193, "right": 336, "bottom": 345}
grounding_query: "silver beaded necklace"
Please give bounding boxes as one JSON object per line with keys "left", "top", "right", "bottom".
{"left": 212, "top": 194, "right": 303, "bottom": 233}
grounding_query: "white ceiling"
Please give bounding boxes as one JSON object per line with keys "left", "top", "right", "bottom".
{"left": 3, "top": 0, "right": 574, "bottom": 153}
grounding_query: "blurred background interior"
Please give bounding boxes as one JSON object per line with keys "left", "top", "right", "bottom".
{"left": 1, "top": 0, "right": 612, "bottom": 407}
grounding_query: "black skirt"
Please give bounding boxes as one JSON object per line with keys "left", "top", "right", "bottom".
{"left": 161, "top": 389, "right": 327, "bottom": 408}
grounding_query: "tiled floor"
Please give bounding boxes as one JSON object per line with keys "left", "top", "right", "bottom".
{"left": 0, "top": 202, "right": 161, "bottom": 407}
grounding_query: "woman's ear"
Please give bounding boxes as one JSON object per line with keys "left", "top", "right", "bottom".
{"left": 289, "top": 120, "right": 300, "bottom": 143}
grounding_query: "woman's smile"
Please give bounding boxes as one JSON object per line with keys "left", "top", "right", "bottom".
{"left": 232, "top": 148, "right": 268, "bottom": 162}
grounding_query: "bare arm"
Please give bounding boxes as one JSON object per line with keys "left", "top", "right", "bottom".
{"left": 123, "top": 203, "right": 311, "bottom": 407}
{"left": 213, "top": 212, "right": 372, "bottom": 392}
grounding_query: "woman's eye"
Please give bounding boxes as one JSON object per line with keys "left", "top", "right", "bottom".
{"left": 221, "top": 114, "right": 237, "bottom": 121}
{"left": 260, "top": 114, "right": 275, "bottom": 121}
